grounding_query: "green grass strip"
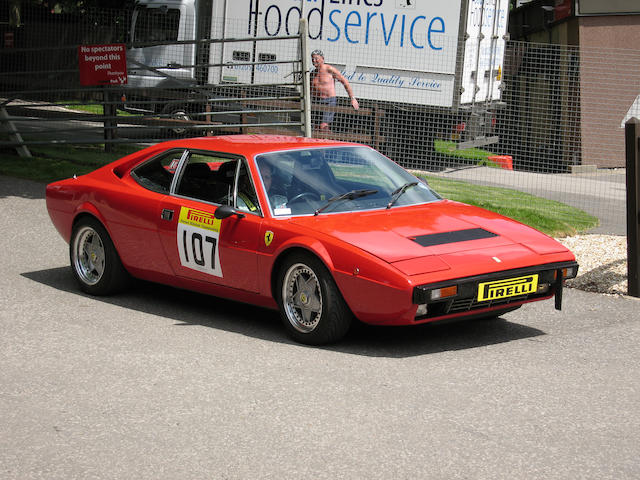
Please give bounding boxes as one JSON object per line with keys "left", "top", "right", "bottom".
{"left": 423, "top": 175, "right": 599, "bottom": 237}
{"left": 0, "top": 144, "right": 598, "bottom": 237}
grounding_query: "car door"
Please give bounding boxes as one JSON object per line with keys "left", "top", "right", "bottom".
{"left": 156, "top": 150, "right": 262, "bottom": 293}
{"left": 120, "top": 148, "right": 189, "bottom": 277}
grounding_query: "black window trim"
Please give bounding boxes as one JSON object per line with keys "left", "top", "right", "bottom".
{"left": 130, "top": 148, "right": 188, "bottom": 195}
{"left": 173, "top": 149, "right": 263, "bottom": 217}
{"left": 130, "top": 147, "right": 263, "bottom": 216}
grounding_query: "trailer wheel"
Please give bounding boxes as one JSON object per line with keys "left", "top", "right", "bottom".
{"left": 162, "top": 104, "right": 193, "bottom": 138}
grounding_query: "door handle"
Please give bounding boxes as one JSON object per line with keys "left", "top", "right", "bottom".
{"left": 161, "top": 209, "right": 174, "bottom": 221}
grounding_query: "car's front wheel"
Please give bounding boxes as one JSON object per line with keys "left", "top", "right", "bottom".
{"left": 277, "top": 253, "right": 353, "bottom": 345}
{"left": 70, "top": 217, "right": 128, "bottom": 295}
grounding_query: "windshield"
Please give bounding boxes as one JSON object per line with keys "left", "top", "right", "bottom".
{"left": 256, "top": 146, "right": 441, "bottom": 216}
{"left": 132, "top": 6, "right": 180, "bottom": 43}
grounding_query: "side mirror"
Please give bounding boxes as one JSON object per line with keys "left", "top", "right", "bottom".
{"left": 214, "top": 204, "right": 245, "bottom": 220}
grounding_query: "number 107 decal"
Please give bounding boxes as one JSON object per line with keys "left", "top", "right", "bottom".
{"left": 177, "top": 207, "right": 223, "bottom": 277}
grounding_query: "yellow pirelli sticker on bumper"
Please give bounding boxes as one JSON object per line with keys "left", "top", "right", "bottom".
{"left": 477, "top": 274, "right": 539, "bottom": 302}
{"left": 179, "top": 207, "right": 221, "bottom": 232}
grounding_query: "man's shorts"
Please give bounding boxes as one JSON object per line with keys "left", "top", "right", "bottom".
{"left": 312, "top": 96, "right": 337, "bottom": 125}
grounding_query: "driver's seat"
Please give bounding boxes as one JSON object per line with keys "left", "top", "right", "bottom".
{"left": 289, "top": 152, "right": 340, "bottom": 198}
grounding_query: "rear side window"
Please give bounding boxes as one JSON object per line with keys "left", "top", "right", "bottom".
{"left": 131, "top": 149, "right": 186, "bottom": 193}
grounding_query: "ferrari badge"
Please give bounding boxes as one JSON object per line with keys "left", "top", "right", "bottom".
{"left": 264, "top": 230, "right": 274, "bottom": 247}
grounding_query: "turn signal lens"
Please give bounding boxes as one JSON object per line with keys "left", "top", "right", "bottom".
{"left": 430, "top": 285, "right": 458, "bottom": 300}
{"left": 553, "top": 267, "right": 578, "bottom": 281}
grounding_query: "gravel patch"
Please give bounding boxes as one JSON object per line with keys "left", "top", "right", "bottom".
{"left": 555, "top": 235, "right": 628, "bottom": 295}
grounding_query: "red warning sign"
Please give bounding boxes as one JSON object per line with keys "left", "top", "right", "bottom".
{"left": 78, "top": 44, "right": 128, "bottom": 86}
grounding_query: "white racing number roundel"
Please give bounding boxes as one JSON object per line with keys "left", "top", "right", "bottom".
{"left": 177, "top": 207, "right": 223, "bottom": 277}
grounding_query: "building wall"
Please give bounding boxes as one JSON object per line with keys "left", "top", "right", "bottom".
{"left": 579, "top": 15, "right": 640, "bottom": 167}
{"left": 526, "top": 17, "right": 580, "bottom": 45}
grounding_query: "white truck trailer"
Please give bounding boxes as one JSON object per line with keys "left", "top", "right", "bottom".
{"left": 125, "top": 0, "right": 509, "bottom": 145}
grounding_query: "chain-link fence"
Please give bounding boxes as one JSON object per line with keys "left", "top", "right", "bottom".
{"left": 0, "top": 9, "right": 307, "bottom": 148}
{"left": 1, "top": 6, "right": 639, "bottom": 234}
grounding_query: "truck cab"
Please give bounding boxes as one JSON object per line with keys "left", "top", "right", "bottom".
{"left": 127, "top": 0, "right": 198, "bottom": 92}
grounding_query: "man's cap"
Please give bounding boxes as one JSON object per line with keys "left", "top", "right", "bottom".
{"left": 311, "top": 49, "right": 324, "bottom": 58}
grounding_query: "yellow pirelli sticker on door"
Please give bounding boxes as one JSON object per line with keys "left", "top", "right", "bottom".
{"left": 177, "top": 207, "right": 223, "bottom": 277}
{"left": 179, "top": 207, "right": 221, "bottom": 232}
{"left": 477, "top": 274, "right": 538, "bottom": 302}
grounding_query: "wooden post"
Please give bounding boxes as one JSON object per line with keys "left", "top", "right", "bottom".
{"left": 103, "top": 87, "right": 117, "bottom": 153}
{"left": 0, "top": 105, "right": 32, "bottom": 158}
{"left": 373, "top": 105, "right": 382, "bottom": 150}
{"left": 625, "top": 118, "right": 640, "bottom": 297}
{"left": 205, "top": 102, "right": 212, "bottom": 136}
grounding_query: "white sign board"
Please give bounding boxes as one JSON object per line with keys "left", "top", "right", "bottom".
{"left": 211, "top": 0, "right": 508, "bottom": 107}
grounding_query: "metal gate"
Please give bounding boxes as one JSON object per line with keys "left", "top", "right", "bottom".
{"left": 0, "top": 10, "right": 309, "bottom": 152}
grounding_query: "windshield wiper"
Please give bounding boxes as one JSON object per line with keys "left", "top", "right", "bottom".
{"left": 314, "top": 189, "right": 378, "bottom": 215}
{"left": 386, "top": 181, "right": 418, "bottom": 209}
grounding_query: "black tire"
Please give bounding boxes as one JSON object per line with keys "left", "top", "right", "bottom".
{"left": 70, "top": 217, "right": 129, "bottom": 295}
{"left": 161, "top": 104, "right": 192, "bottom": 138}
{"left": 276, "top": 252, "right": 353, "bottom": 345}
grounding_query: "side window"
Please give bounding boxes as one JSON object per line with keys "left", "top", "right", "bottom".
{"left": 235, "top": 162, "right": 261, "bottom": 214}
{"left": 131, "top": 149, "right": 186, "bottom": 194}
{"left": 175, "top": 152, "right": 238, "bottom": 205}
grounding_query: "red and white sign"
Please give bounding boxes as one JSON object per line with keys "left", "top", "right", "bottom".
{"left": 78, "top": 44, "right": 128, "bottom": 86}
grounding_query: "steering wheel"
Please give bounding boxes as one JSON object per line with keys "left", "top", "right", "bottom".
{"left": 287, "top": 192, "right": 320, "bottom": 208}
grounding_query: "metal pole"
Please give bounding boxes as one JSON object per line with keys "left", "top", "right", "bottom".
{"left": 625, "top": 118, "right": 640, "bottom": 297}
{"left": 299, "top": 18, "right": 312, "bottom": 138}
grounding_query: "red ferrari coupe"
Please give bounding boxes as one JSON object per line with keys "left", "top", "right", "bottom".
{"left": 46, "top": 135, "right": 578, "bottom": 344}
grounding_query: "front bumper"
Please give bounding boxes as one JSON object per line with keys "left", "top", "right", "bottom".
{"left": 412, "top": 261, "right": 579, "bottom": 321}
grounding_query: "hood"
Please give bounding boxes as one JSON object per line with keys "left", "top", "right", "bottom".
{"left": 289, "top": 200, "right": 569, "bottom": 275}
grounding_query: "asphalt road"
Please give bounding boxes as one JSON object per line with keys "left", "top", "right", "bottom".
{"left": 2, "top": 176, "right": 640, "bottom": 479}
{"left": 10, "top": 116, "right": 162, "bottom": 145}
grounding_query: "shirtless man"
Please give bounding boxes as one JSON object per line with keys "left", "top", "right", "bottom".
{"left": 310, "top": 50, "right": 359, "bottom": 130}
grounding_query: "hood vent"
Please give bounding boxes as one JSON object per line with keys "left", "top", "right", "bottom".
{"left": 412, "top": 228, "right": 498, "bottom": 247}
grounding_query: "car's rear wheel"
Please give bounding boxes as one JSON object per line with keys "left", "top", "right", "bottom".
{"left": 70, "top": 217, "right": 128, "bottom": 295}
{"left": 277, "top": 253, "right": 352, "bottom": 345}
